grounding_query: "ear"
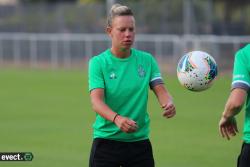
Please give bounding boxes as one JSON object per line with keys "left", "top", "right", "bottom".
{"left": 106, "top": 26, "right": 112, "bottom": 37}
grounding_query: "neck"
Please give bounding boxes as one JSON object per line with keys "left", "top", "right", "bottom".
{"left": 111, "top": 47, "right": 131, "bottom": 58}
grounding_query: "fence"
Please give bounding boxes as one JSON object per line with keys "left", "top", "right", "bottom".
{"left": 0, "top": 33, "right": 249, "bottom": 73}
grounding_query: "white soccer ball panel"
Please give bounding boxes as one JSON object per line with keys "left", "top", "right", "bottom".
{"left": 177, "top": 51, "right": 218, "bottom": 92}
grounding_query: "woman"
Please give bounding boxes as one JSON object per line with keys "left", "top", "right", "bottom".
{"left": 219, "top": 44, "right": 250, "bottom": 167}
{"left": 88, "top": 4, "right": 176, "bottom": 167}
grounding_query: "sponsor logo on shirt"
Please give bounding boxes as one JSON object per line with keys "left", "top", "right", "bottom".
{"left": 109, "top": 72, "right": 117, "bottom": 79}
{"left": 138, "top": 65, "right": 146, "bottom": 77}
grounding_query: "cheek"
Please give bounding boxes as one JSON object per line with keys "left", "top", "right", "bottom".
{"left": 114, "top": 32, "right": 123, "bottom": 40}
{"left": 132, "top": 33, "right": 135, "bottom": 38}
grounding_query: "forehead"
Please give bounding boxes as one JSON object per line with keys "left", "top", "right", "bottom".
{"left": 112, "top": 15, "right": 135, "bottom": 27}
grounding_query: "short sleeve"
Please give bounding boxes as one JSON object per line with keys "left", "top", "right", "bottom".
{"left": 88, "top": 57, "right": 105, "bottom": 92}
{"left": 232, "top": 49, "right": 250, "bottom": 91}
{"left": 149, "top": 55, "right": 164, "bottom": 89}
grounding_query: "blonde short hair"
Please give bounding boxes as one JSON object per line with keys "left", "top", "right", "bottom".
{"left": 107, "top": 4, "right": 134, "bottom": 27}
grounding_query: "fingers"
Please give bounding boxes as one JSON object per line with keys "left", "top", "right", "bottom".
{"left": 228, "top": 124, "right": 237, "bottom": 136}
{"left": 122, "top": 119, "right": 138, "bottom": 133}
{"left": 219, "top": 117, "right": 230, "bottom": 140}
{"left": 219, "top": 117, "right": 238, "bottom": 140}
{"left": 115, "top": 116, "right": 138, "bottom": 133}
{"left": 220, "top": 125, "right": 237, "bottom": 140}
{"left": 162, "top": 103, "right": 176, "bottom": 118}
{"left": 220, "top": 126, "right": 230, "bottom": 140}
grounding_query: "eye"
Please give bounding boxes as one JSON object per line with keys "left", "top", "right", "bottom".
{"left": 129, "top": 28, "right": 134, "bottom": 32}
{"left": 119, "top": 28, "right": 126, "bottom": 32}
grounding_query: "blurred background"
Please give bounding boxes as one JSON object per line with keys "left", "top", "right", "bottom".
{"left": 0, "top": 0, "right": 249, "bottom": 71}
{"left": 0, "top": 0, "right": 250, "bottom": 167}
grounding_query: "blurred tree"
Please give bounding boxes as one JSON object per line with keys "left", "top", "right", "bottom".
{"left": 214, "top": 0, "right": 249, "bottom": 21}
{"left": 78, "top": 0, "right": 102, "bottom": 3}
{"left": 20, "top": 0, "right": 77, "bottom": 3}
{"left": 213, "top": 0, "right": 250, "bottom": 35}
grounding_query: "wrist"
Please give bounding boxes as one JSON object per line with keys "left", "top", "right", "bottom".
{"left": 113, "top": 113, "right": 119, "bottom": 123}
{"left": 161, "top": 101, "right": 173, "bottom": 108}
{"left": 222, "top": 112, "right": 233, "bottom": 119}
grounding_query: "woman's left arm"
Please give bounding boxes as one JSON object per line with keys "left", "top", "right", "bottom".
{"left": 152, "top": 84, "right": 176, "bottom": 118}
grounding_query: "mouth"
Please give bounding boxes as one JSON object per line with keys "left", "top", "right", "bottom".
{"left": 123, "top": 40, "right": 133, "bottom": 45}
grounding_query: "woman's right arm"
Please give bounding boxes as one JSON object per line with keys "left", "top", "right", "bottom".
{"left": 90, "top": 88, "right": 138, "bottom": 133}
{"left": 90, "top": 88, "right": 118, "bottom": 122}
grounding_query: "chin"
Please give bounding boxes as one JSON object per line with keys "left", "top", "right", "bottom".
{"left": 122, "top": 44, "right": 133, "bottom": 50}
{"left": 121, "top": 47, "right": 131, "bottom": 52}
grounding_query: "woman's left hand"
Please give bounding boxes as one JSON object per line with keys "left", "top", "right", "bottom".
{"left": 162, "top": 102, "right": 176, "bottom": 119}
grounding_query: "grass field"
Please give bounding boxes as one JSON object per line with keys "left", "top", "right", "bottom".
{"left": 0, "top": 69, "right": 244, "bottom": 167}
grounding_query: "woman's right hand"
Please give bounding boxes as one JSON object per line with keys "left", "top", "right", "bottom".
{"left": 114, "top": 115, "right": 138, "bottom": 133}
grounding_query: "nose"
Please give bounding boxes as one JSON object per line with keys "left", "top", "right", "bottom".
{"left": 125, "top": 30, "right": 132, "bottom": 37}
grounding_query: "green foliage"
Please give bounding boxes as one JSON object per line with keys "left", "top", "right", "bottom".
{"left": 78, "top": 0, "right": 103, "bottom": 3}
{"left": 20, "top": 0, "right": 77, "bottom": 3}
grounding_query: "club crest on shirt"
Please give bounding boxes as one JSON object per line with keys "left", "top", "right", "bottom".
{"left": 109, "top": 71, "right": 117, "bottom": 79}
{"left": 138, "top": 65, "right": 146, "bottom": 77}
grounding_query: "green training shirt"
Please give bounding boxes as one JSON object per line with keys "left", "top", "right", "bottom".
{"left": 232, "top": 44, "right": 250, "bottom": 143}
{"left": 88, "top": 48, "right": 163, "bottom": 142}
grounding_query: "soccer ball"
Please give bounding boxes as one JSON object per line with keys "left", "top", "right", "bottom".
{"left": 177, "top": 51, "right": 218, "bottom": 92}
